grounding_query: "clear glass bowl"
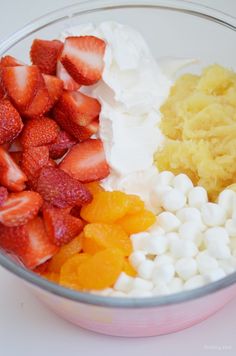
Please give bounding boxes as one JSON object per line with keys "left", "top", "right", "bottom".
{"left": 0, "top": 0, "right": 236, "bottom": 337}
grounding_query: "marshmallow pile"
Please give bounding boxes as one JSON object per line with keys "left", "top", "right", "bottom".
{"left": 95, "top": 171, "right": 236, "bottom": 297}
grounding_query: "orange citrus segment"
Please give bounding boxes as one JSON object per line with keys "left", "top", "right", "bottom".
{"left": 126, "top": 194, "right": 145, "bottom": 215}
{"left": 123, "top": 259, "right": 137, "bottom": 277}
{"left": 84, "top": 182, "right": 104, "bottom": 197}
{"left": 42, "top": 272, "right": 60, "bottom": 283}
{"left": 59, "top": 253, "right": 90, "bottom": 289}
{"left": 117, "top": 210, "right": 156, "bottom": 234}
{"left": 77, "top": 248, "right": 123, "bottom": 290}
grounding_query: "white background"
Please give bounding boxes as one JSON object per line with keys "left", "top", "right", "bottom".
{"left": 0, "top": 1, "right": 236, "bottom": 355}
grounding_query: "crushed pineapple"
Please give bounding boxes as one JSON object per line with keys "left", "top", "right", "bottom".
{"left": 155, "top": 64, "right": 236, "bottom": 200}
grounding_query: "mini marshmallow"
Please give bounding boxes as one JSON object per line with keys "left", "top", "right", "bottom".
{"left": 132, "top": 277, "right": 153, "bottom": 291}
{"left": 218, "top": 189, "right": 236, "bottom": 218}
{"left": 169, "top": 239, "right": 198, "bottom": 258}
{"left": 175, "top": 257, "right": 197, "bottom": 280}
{"left": 218, "top": 258, "right": 236, "bottom": 274}
{"left": 201, "top": 203, "right": 226, "bottom": 227}
{"left": 114, "top": 272, "right": 134, "bottom": 293}
{"left": 168, "top": 277, "right": 184, "bottom": 293}
{"left": 137, "top": 260, "right": 155, "bottom": 280}
{"left": 225, "top": 219, "right": 236, "bottom": 237}
{"left": 128, "top": 289, "right": 152, "bottom": 297}
{"left": 204, "top": 227, "right": 230, "bottom": 245}
{"left": 152, "top": 263, "right": 175, "bottom": 284}
{"left": 129, "top": 251, "right": 146, "bottom": 269}
{"left": 162, "top": 188, "right": 187, "bottom": 212}
{"left": 184, "top": 275, "right": 206, "bottom": 290}
{"left": 152, "top": 281, "right": 170, "bottom": 295}
{"left": 110, "top": 291, "right": 128, "bottom": 297}
{"left": 178, "top": 221, "right": 203, "bottom": 247}
{"left": 196, "top": 251, "right": 218, "bottom": 274}
{"left": 204, "top": 268, "right": 226, "bottom": 282}
{"left": 144, "top": 234, "right": 168, "bottom": 255}
{"left": 152, "top": 185, "right": 173, "bottom": 208}
{"left": 130, "top": 232, "right": 149, "bottom": 251}
{"left": 172, "top": 174, "right": 193, "bottom": 195}
{"left": 207, "top": 240, "right": 231, "bottom": 259}
{"left": 94, "top": 288, "right": 113, "bottom": 296}
{"left": 166, "top": 232, "right": 179, "bottom": 243}
{"left": 156, "top": 171, "right": 174, "bottom": 186}
{"left": 158, "top": 212, "right": 181, "bottom": 232}
{"left": 188, "top": 187, "right": 208, "bottom": 208}
{"left": 154, "top": 254, "right": 175, "bottom": 266}
{"left": 148, "top": 222, "right": 165, "bottom": 235}
{"left": 176, "top": 207, "right": 203, "bottom": 224}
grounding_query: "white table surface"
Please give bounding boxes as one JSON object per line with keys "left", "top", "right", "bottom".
{"left": 0, "top": 1, "right": 236, "bottom": 355}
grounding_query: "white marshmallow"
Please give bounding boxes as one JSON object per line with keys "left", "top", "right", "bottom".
{"left": 225, "top": 219, "right": 236, "bottom": 237}
{"left": 188, "top": 187, "right": 208, "bottom": 208}
{"left": 176, "top": 207, "right": 203, "bottom": 224}
{"left": 110, "top": 291, "right": 128, "bottom": 297}
{"left": 218, "top": 258, "right": 236, "bottom": 274}
{"left": 204, "top": 268, "right": 226, "bottom": 282}
{"left": 148, "top": 222, "right": 165, "bottom": 235}
{"left": 137, "top": 260, "right": 155, "bottom": 280}
{"left": 114, "top": 272, "right": 134, "bottom": 293}
{"left": 204, "top": 227, "right": 230, "bottom": 246}
{"left": 201, "top": 203, "right": 226, "bottom": 227}
{"left": 128, "top": 289, "right": 152, "bottom": 297}
{"left": 129, "top": 251, "right": 146, "bottom": 269}
{"left": 94, "top": 288, "right": 113, "bottom": 296}
{"left": 172, "top": 174, "right": 193, "bottom": 195}
{"left": 152, "top": 281, "right": 170, "bottom": 295}
{"left": 152, "top": 263, "right": 175, "bottom": 284}
{"left": 158, "top": 212, "right": 181, "bottom": 232}
{"left": 207, "top": 240, "right": 231, "bottom": 259}
{"left": 152, "top": 185, "right": 173, "bottom": 207}
{"left": 184, "top": 275, "right": 206, "bottom": 290}
{"left": 175, "top": 257, "right": 197, "bottom": 280}
{"left": 156, "top": 171, "right": 174, "bottom": 186}
{"left": 162, "top": 188, "right": 187, "bottom": 212}
{"left": 144, "top": 234, "right": 168, "bottom": 255}
{"left": 154, "top": 254, "right": 175, "bottom": 266}
{"left": 132, "top": 277, "right": 153, "bottom": 291}
{"left": 130, "top": 232, "right": 149, "bottom": 251}
{"left": 166, "top": 232, "right": 179, "bottom": 244}
{"left": 178, "top": 221, "right": 203, "bottom": 247}
{"left": 169, "top": 239, "right": 198, "bottom": 258}
{"left": 168, "top": 277, "right": 184, "bottom": 293}
{"left": 218, "top": 189, "right": 236, "bottom": 218}
{"left": 196, "top": 251, "right": 218, "bottom": 274}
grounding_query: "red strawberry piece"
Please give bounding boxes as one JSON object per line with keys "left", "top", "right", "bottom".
{"left": 70, "top": 205, "right": 81, "bottom": 218}
{"left": 74, "top": 118, "right": 99, "bottom": 142}
{"left": 0, "top": 190, "right": 43, "bottom": 227}
{"left": 0, "top": 147, "right": 27, "bottom": 191}
{"left": 48, "top": 130, "right": 76, "bottom": 160}
{"left": 47, "top": 158, "right": 57, "bottom": 168}
{"left": 60, "top": 139, "right": 110, "bottom": 183}
{"left": 1, "top": 65, "right": 41, "bottom": 112}
{"left": 9, "top": 151, "right": 22, "bottom": 166}
{"left": 36, "top": 166, "right": 92, "bottom": 208}
{"left": 0, "top": 99, "right": 23, "bottom": 145}
{"left": 53, "top": 105, "right": 85, "bottom": 141}
{"left": 0, "top": 85, "right": 4, "bottom": 99}
{"left": 56, "top": 61, "right": 80, "bottom": 91}
{"left": 0, "top": 224, "right": 29, "bottom": 259}
{"left": 9, "top": 136, "right": 23, "bottom": 152}
{"left": 20, "top": 117, "right": 59, "bottom": 148}
{"left": 33, "top": 260, "right": 50, "bottom": 274}
{"left": 61, "top": 36, "right": 106, "bottom": 85}
{"left": 30, "top": 39, "right": 63, "bottom": 75}
{"left": 57, "top": 90, "right": 101, "bottom": 127}
{"left": 0, "top": 186, "right": 8, "bottom": 206}
{"left": 43, "top": 205, "right": 84, "bottom": 246}
{"left": 21, "top": 146, "right": 49, "bottom": 189}
{"left": 43, "top": 74, "right": 63, "bottom": 108}
{"left": 0, "top": 55, "right": 24, "bottom": 67}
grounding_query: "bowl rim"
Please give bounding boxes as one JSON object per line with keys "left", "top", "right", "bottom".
{"left": 0, "top": 0, "right": 236, "bottom": 308}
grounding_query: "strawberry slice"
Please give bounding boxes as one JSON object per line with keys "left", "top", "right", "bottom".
{"left": 0, "top": 85, "right": 4, "bottom": 100}
{"left": 20, "top": 117, "right": 59, "bottom": 148}
{"left": 43, "top": 74, "right": 63, "bottom": 108}
{"left": 36, "top": 166, "right": 92, "bottom": 208}
{"left": 30, "top": 39, "right": 63, "bottom": 75}
{"left": 0, "top": 146, "right": 27, "bottom": 191}
{"left": 74, "top": 118, "right": 99, "bottom": 141}
{"left": 56, "top": 61, "right": 80, "bottom": 91}
{"left": 0, "top": 217, "right": 58, "bottom": 269}
{"left": 0, "top": 99, "right": 23, "bottom": 145}
{"left": 60, "top": 139, "right": 110, "bottom": 183}
{"left": 43, "top": 205, "right": 84, "bottom": 246}
{"left": 1, "top": 65, "right": 40, "bottom": 112}
{"left": 0, "top": 190, "right": 43, "bottom": 227}
{"left": 61, "top": 36, "right": 106, "bottom": 85}
{"left": 57, "top": 90, "right": 101, "bottom": 127}
{"left": 9, "top": 151, "right": 22, "bottom": 166}
{"left": 21, "top": 146, "right": 49, "bottom": 189}
{"left": 0, "top": 186, "right": 8, "bottom": 206}
{"left": 0, "top": 55, "right": 24, "bottom": 67}
{"left": 48, "top": 130, "right": 76, "bottom": 160}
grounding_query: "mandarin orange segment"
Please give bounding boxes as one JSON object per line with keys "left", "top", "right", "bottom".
{"left": 48, "top": 233, "right": 83, "bottom": 273}
{"left": 117, "top": 209, "right": 156, "bottom": 234}
{"left": 84, "top": 182, "right": 104, "bottom": 197}
{"left": 123, "top": 259, "right": 137, "bottom": 277}
{"left": 77, "top": 248, "right": 123, "bottom": 290}
{"left": 42, "top": 272, "right": 60, "bottom": 283}
{"left": 83, "top": 223, "right": 132, "bottom": 256}
{"left": 59, "top": 253, "right": 90, "bottom": 290}
{"left": 126, "top": 194, "right": 145, "bottom": 215}
{"left": 80, "top": 191, "right": 132, "bottom": 223}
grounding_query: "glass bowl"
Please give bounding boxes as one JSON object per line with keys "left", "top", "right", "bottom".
{"left": 0, "top": 0, "right": 236, "bottom": 337}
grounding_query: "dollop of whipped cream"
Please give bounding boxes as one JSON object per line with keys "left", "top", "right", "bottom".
{"left": 60, "top": 22, "right": 174, "bottom": 211}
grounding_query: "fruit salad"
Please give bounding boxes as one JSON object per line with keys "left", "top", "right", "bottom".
{"left": 0, "top": 21, "right": 236, "bottom": 298}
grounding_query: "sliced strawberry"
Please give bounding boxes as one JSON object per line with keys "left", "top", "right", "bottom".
{"left": 47, "top": 158, "right": 57, "bottom": 168}
{"left": 57, "top": 90, "right": 101, "bottom": 127}
{"left": 0, "top": 85, "right": 4, "bottom": 99}
{"left": 0, "top": 55, "right": 24, "bottom": 67}
{"left": 0, "top": 147, "right": 27, "bottom": 191}
{"left": 20, "top": 117, "right": 59, "bottom": 148}
{"left": 43, "top": 74, "right": 63, "bottom": 109}
{"left": 0, "top": 186, "right": 8, "bottom": 206}
{"left": 9, "top": 151, "right": 22, "bottom": 166}
{"left": 30, "top": 39, "right": 63, "bottom": 75}
{"left": 48, "top": 130, "right": 76, "bottom": 160}
{"left": 61, "top": 36, "right": 106, "bottom": 85}
{"left": 36, "top": 166, "right": 92, "bottom": 208}
{"left": 1, "top": 65, "right": 40, "bottom": 112}
{"left": 0, "top": 224, "right": 29, "bottom": 258}
{"left": 74, "top": 118, "right": 99, "bottom": 141}
{"left": 43, "top": 205, "right": 84, "bottom": 246}
{"left": 0, "top": 99, "right": 23, "bottom": 145}
{"left": 60, "top": 139, "right": 110, "bottom": 183}
{"left": 9, "top": 136, "right": 23, "bottom": 152}
{"left": 56, "top": 61, "right": 80, "bottom": 91}
{"left": 21, "top": 146, "right": 49, "bottom": 189}
{"left": 70, "top": 205, "right": 81, "bottom": 218}
{"left": 0, "top": 190, "right": 43, "bottom": 227}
